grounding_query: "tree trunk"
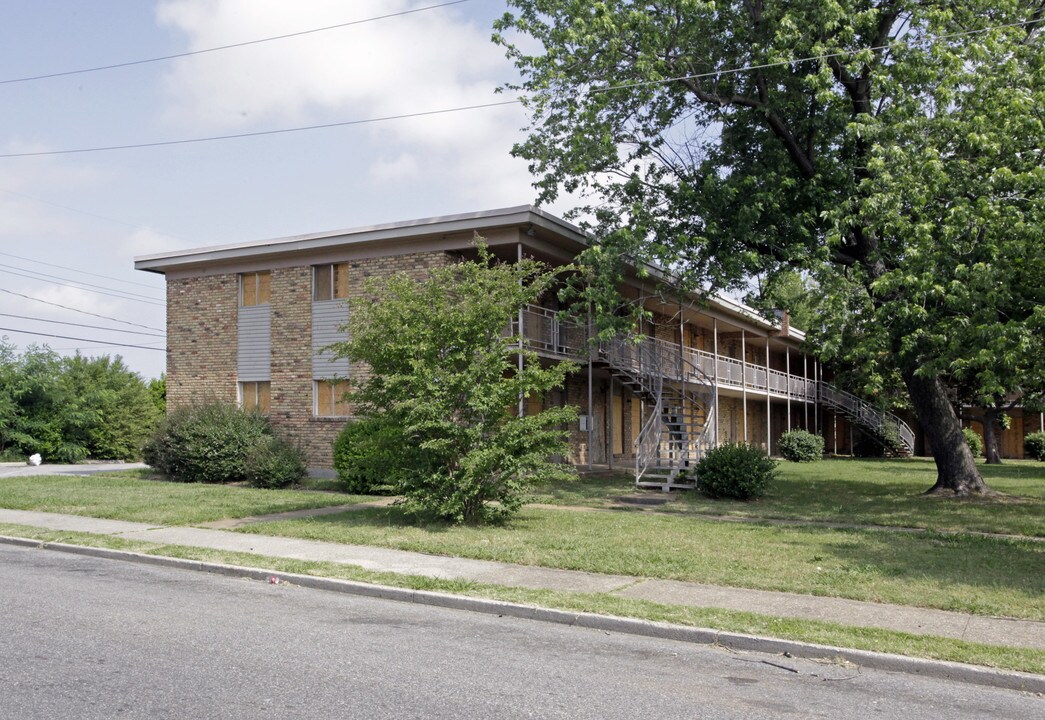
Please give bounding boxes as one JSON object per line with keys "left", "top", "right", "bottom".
{"left": 982, "top": 407, "right": 1003, "bottom": 465}
{"left": 902, "top": 369, "right": 990, "bottom": 496}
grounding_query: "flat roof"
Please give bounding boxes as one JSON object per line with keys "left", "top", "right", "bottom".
{"left": 134, "top": 205, "right": 586, "bottom": 273}
{"left": 134, "top": 205, "right": 805, "bottom": 342}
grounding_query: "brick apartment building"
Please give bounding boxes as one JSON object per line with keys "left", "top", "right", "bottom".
{"left": 135, "top": 206, "right": 1041, "bottom": 485}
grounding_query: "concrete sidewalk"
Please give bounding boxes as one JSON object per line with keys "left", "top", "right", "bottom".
{"left": 1, "top": 507, "right": 1042, "bottom": 654}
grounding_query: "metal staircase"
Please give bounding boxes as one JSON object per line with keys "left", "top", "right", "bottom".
{"left": 599, "top": 336, "right": 716, "bottom": 489}
{"left": 818, "top": 382, "right": 915, "bottom": 455}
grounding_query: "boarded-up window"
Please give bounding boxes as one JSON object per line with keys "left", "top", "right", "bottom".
{"left": 240, "top": 381, "right": 270, "bottom": 413}
{"left": 241, "top": 271, "right": 271, "bottom": 307}
{"left": 315, "top": 379, "right": 351, "bottom": 417}
{"left": 314, "top": 263, "right": 349, "bottom": 301}
{"left": 630, "top": 398, "right": 642, "bottom": 451}
{"left": 612, "top": 394, "right": 624, "bottom": 455}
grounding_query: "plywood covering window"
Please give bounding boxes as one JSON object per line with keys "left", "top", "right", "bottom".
{"left": 315, "top": 379, "right": 350, "bottom": 417}
{"left": 313, "top": 263, "right": 349, "bottom": 301}
{"left": 240, "top": 381, "right": 270, "bottom": 413}
{"left": 612, "top": 394, "right": 624, "bottom": 455}
{"left": 241, "top": 271, "right": 271, "bottom": 306}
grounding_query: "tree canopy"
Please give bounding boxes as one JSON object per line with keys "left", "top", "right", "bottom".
{"left": 496, "top": 0, "right": 1045, "bottom": 494}
{"left": 332, "top": 243, "right": 577, "bottom": 524}
{"left": 0, "top": 340, "right": 164, "bottom": 462}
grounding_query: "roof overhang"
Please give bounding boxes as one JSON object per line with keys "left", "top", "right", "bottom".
{"left": 134, "top": 204, "right": 805, "bottom": 343}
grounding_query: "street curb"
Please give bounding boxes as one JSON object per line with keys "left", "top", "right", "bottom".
{"left": 4, "top": 534, "right": 1043, "bottom": 695}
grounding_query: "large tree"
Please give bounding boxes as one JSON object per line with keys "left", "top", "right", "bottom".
{"left": 495, "top": 0, "right": 1045, "bottom": 495}
{"left": 332, "top": 243, "right": 577, "bottom": 524}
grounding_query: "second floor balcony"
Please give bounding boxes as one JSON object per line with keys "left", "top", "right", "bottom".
{"left": 511, "top": 304, "right": 818, "bottom": 403}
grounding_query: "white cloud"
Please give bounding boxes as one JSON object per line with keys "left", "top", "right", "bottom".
{"left": 154, "top": 0, "right": 543, "bottom": 208}
{"left": 156, "top": 1, "right": 513, "bottom": 130}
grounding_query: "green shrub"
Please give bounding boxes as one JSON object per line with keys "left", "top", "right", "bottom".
{"left": 332, "top": 417, "right": 405, "bottom": 494}
{"left": 962, "top": 427, "right": 984, "bottom": 458}
{"left": 243, "top": 436, "right": 307, "bottom": 488}
{"left": 1025, "top": 432, "right": 1045, "bottom": 462}
{"left": 696, "top": 442, "right": 777, "bottom": 500}
{"left": 778, "top": 430, "right": 824, "bottom": 462}
{"left": 143, "top": 402, "right": 269, "bottom": 484}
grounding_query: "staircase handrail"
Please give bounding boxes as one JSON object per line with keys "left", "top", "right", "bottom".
{"left": 819, "top": 382, "right": 915, "bottom": 452}
{"left": 634, "top": 391, "right": 665, "bottom": 482}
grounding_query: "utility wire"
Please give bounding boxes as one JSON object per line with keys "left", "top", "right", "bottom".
{"left": 0, "top": 249, "right": 164, "bottom": 291}
{"left": 0, "top": 0, "right": 472, "bottom": 86}
{"left": 0, "top": 312, "right": 165, "bottom": 337}
{"left": 0, "top": 191, "right": 183, "bottom": 256}
{"left": 0, "top": 287, "right": 163, "bottom": 331}
{"left": 0, "top": 327, "right": 165, "bottom": 351}
{"left": 0, "top": 100, "right": 521, "bottom": 158}
{"left": 0, "top": 18, "right": 1034, "bottom": 161}
{"left": 0, "top": 268, "right": 165, "bottom": 306}
{"left": 0, "top": 262, "right": 164, "bottom": 301}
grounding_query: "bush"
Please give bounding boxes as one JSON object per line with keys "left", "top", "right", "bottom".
{"left": 143, "top": 402, "right": 270, "bottom": 484}
{"left": 962, "top": 427, "right": 984, "bottom": 458}
{"left": 696, "top": 442, "right": 777, "bottom": 500}
{"left": 332, "top": 417, "right": 405, "bottom": 494}
{"left": 778, "top": 430, "right": 824, "bottom": 462}
{"left": 243, "top": 436, "right": 307, "bottom": 488}
{"left": 1025, "top": 432, "right": 1045, "bottom": 462}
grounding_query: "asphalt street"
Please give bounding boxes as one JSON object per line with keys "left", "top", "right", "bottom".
{"left": 1, "top": 544, "right": 1039, "bottom": 719}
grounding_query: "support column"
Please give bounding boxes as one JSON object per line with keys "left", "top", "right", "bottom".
{"left": 803, "top": 353, "right": 809, "bottom": 431}
{"left": 608, "top": 376, "right": 614, "bottom": 471}
{"left": 517, "top": 243, "right": 525, "bottom": 418}
{"left": 587, "top": 306, "right": 594, "bottom": 471}
{"left": 741, "top": 329, "right": 748, "bottom": 443}
{"left": 713, "top": 318, "right": 720, "bottom": 446}
{"left": 765, "top": 336, "right": 771, "bottom": 454}
{"left": 786, "top": 348, "right": 792, "bottom": 432}
{"left": 815, "top": 360, "right": 821, "bottom": 436}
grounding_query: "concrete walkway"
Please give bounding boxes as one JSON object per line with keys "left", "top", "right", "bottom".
{"left": 1, "top": 507, "right": 1042, "bottom": 653}
{"left": 0, "top": 461, "right": 149, "bottom": 478}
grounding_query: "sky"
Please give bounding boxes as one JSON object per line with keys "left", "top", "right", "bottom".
{"left": 0, "top": 0, "right": 576, "bottom": 380}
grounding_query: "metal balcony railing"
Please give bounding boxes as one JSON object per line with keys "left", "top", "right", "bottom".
{"left": 511, "top": 304, "right": 914, "bottom": 463}
{"left": 513, "top": 305, "right": 819, "bottom": 402}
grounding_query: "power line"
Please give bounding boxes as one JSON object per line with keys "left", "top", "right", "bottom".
{"left": 0, "top": 262, "right": 164, "bottom": 301}
{"left": 0, "top": 17, "right": 1034, "bottom": 161}
{"left": 0, "top": 249, "right": 165, "bottom": 291}
{"left": 0, "top": 287, "right": 164, "bottom": 331}
{"left": 0, "top": 100, "right": 522, "bottom": 158}
{"left": 0, "top": 268, "right": 165, "bottom": 306}
{"left": 0, "top": 0, "right": 472, "bottom": 86}
{"left": 0, "top": 191, "right": 184, "bottom": 254}
{"left": 0, "top": 312, "right": 165, "bottom": 337}
{"left": 0, "top": 327, "right": 165, "bottom": 351}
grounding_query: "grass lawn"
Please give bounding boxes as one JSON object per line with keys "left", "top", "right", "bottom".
{"left": 0, "top": 472, "right": 364, "bottom": 525}
{"left": 3, "top": 522, "right": 1040, "bottom": 674}
{"left": 241, "top": 504, "right": 1044, "bottom": 621}
{"left": 534, "top": 458, "right": 1045, "bottom": 537}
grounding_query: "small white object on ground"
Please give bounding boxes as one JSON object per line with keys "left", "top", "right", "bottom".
{"left": 27, "top": 454, "right": 42, "bottom": 466}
